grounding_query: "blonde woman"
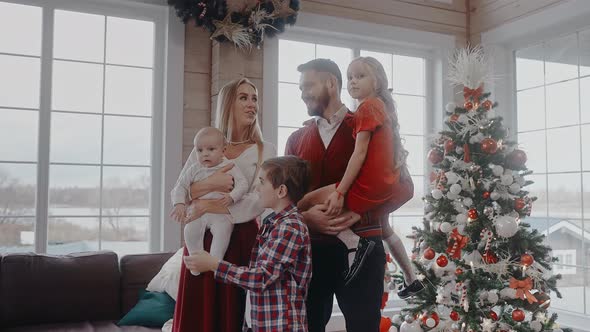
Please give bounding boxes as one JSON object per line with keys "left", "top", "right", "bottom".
{"left": 172, "top": 78, "right": 276, "bottom": 332}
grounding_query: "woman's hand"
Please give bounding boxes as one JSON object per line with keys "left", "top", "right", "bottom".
{"left": 219, "top": 193, "right": 234, "bottom": 207}
{"left": 207, "top": 163, "right": 235, "bottom": 192}
{"left": 189, "top": 163, "right": 235, "bottom": 198}
{"left": 183, "top": 250, "right": 220, "bottom": 273}
{"left": 185, "top": 200, "right": 209, "bottom": 222}
{"left": 170, "top": 203, "right": 186, "bottom": 223}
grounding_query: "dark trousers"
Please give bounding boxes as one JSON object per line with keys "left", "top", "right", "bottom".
{"left": 306, "top": 236, "right": 385, "bottom": 332}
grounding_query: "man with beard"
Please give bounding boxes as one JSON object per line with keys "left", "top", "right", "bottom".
{"left": 285, "top": 59, "right": 389, "bottom": 332}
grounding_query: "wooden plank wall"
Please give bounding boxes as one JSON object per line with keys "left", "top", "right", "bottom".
{"left": 182, "top": 25, "right": 211, "bottom": 163}
{"left": 300, "top": 0, "right": 468, "bottom": 46}
{"left": 469, "top": 0, "right": 567, "bottom": 44}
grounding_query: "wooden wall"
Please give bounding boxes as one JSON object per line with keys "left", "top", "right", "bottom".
{"left": 182, "top": 26, "right": 211, "bottom": 163}
{"left": 469, "top": 0, "right": 567, "bottom": 43}
{"left": 300, "top": 0, "right": 467, "bottom": 45}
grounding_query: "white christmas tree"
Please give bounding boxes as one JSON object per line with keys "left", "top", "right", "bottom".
{"left": 390, "top": 46, "right": 570, "bottom": 332}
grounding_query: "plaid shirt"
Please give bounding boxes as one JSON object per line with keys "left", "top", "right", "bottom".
{"left": 215, "top": 204, "right": 312, "bottom": 332}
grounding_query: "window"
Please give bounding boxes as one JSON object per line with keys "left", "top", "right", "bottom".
{"left": 0, "top": 0, "right": 167, "bottom": 256}
{"left": 515, "top": 27, "right": 590, "bottom": 314}
{"left": 275, "top": 38, "right": 428, "bottom": 268}
{"left": 276, "top": 39, "right": 355, "bottom": 154}
{"left": 554, "top": 250, "right": 577, "bottom": 275}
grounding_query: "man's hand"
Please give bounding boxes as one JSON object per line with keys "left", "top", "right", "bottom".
{"left": 183, "top": 250, "right": 220, "bottom": 274}
{"left": 302, "top": 204, "right": 360, "bottom": 235}
{"left": 170, "top": 204, "right": 186, "bottom": 223}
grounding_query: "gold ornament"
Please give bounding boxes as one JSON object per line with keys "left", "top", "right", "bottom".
{"left": 270, "top": 0, "right": 296, "bottom": 18}
{"left": 211, "top": 14, "right": 251, "bottom": 49}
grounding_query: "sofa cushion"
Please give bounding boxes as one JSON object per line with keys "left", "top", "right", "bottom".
{"left": 118, "top": 290, "right": 175, "bottom": 327}
{"left": 0, "top": 251, "right": 120, "bottom": 327}
{"left": 120, "top": 252, "right": 173, "bottom": 315}
{"left": 3, "top": 320, "right": 161, "bottom": 332}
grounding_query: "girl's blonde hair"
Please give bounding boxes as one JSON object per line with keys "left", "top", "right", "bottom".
{"left": 215, "top": 77, "right": 264, "bottom": 170}
{"left": 350, "top": 56, "right": 409, "bottom": 169}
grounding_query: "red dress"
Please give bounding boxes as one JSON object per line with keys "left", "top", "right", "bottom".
{"left": 172, "top": 221, "right": 258, "bottom": 332}
{"left": 344, "top": 97, "right": 401, "bottom": 215}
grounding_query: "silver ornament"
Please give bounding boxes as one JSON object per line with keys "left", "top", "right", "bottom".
{"left": 492, "top": 165, "right": 504, "bottom": 177}
{"left": 446, "top": 102, "right": 457, "bottom": 113}
{"left": 501, "top": 174, "right": 514, "bottom": 186}
{"left": 432, "top": 189, "right": 443, "bottom": 200}
{"left": 490, "top": 191, "right": 501, "bottom": 200}
{"left": 509, "top": 183, "right": 521, "bottom": 194}
{"left": 450, "top": 184, "right": 462, "bottom": 195}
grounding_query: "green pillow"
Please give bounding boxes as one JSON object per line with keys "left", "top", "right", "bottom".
{"left": 118, "top": 289, "right": 175, "bottom": 327}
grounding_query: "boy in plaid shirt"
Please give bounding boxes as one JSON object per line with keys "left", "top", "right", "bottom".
{"left": 184, "top": 155, "right": 313, "bottom": 332}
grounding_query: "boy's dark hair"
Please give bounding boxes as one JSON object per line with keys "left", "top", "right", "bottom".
{"left": 261, "top": 156, "right": 311, "bottom": 204}
{"left": 297, "top": 58, "right": 343, "bottom": 90}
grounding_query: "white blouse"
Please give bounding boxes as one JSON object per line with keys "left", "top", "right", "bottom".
{"left": 178, "top": 141, "right": 277, "bottom": 223}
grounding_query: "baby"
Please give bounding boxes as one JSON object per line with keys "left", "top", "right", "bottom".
{"left": 170, "top": 127, "right": 248, "bottom": 275}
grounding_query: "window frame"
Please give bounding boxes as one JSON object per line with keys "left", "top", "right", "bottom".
{"left": 0, "top": 0, "right": 185, "bottom": 254}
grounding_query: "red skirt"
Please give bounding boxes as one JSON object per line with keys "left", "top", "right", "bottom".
{"left": 172, "top": 220, "right": 259, "bottom": 332}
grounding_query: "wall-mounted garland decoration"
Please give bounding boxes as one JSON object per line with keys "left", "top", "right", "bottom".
{"left": 168, "top": 0, "right": 300, "bottom": 50}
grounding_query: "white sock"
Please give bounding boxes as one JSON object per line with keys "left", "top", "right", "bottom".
{"left": 383, "top": 233, "right": 417, "bottom": 284}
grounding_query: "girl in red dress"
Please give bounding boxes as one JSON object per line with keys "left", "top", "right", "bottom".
{"left": 298, "top": 57, "right": 422, "bottom": 297}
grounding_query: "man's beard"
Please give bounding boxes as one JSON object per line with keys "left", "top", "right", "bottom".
{"left": 306, "top": 87, "right": 331, "bottom": 117}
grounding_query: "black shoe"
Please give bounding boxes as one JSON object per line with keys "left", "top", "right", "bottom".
{"left": 343, "top": 238, "right": 375, "bottom": 286}
{"left": 397, "top": 279, "right": 425, "bottom": 299}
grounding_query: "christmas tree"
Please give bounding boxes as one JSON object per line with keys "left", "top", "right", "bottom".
{"left": 391, "top": 47, "right": 570, "bottom": 332}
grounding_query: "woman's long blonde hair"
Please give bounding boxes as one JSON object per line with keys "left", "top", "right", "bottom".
{"left": 215, "top": 77, "right": 264, "bottom": 170}
{"left": 351, "top": 56, "right": 408, "bottom": 169}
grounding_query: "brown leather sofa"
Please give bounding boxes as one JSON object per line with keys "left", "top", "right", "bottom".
{"left": 0, "top": 251, "right": 174, "bottom": 332}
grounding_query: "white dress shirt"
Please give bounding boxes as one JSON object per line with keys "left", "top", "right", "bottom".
{"left": 315, "top": 104, "right": 349, "bottom": 148}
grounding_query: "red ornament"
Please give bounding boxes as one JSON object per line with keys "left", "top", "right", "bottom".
{"left": 507, "top": 149, "right": 528, "bottom": 169}
{"left": 450, "top": 311, "right": 460, "bottom": 321}
{"left": 424, "top": 248, "right": 436, "bottom": 260}
{"left": 379, "top": 316, "right": 392, "bottom": 332}
{"left": 450, "top": 114, "right": 460, "bottom": 122}
{"left": 481, "top": 138, "right": 498, "bottom": 154}
{"left": 482, "top": 100, "right": 493, "bottom": 110}
{"left": 468, "top": 208, "right": 478, "bottom": 220}
{"left": 483, "top": 250, "right": 498, "bottom": 264}
{"left": 445, "top": 140, "right": 456, "bottom": 154}
{"left": 436, "top": 255, "right": 449, "bottom": 267}
{"left": 421, "top": 312, "right": 440, "bottom": 328}
{"left": 464, "top": 101, "right": 473, "bottom": 110}
{"left": 428, "top": 148, "right": 444, "bottom": 164}
{"left": 455, "top": 268, "right": 464, "bottom": 276}
{"left": 381, "top": 292, "right": 389, "bottom": 310}
{"left": 463, "top": 143, "right": 471, "bottom": 163}
{"left": 483, "top": 191, "right": 490, "bottom": 199}
{"left": 521, "top": 254, "right": 534, "bottom": 266}
{"left": 515, "top": 198, "right": 526, "bottom": 210}
{"left": 489, "top": 311, "right": 498, "bottom": 321}
{"left": 512, "top": 309, "right": 525, "bottom": 322}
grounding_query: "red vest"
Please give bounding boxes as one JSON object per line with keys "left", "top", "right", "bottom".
{"left": 285, "top": 113, "right": 384, "bottom": 239}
